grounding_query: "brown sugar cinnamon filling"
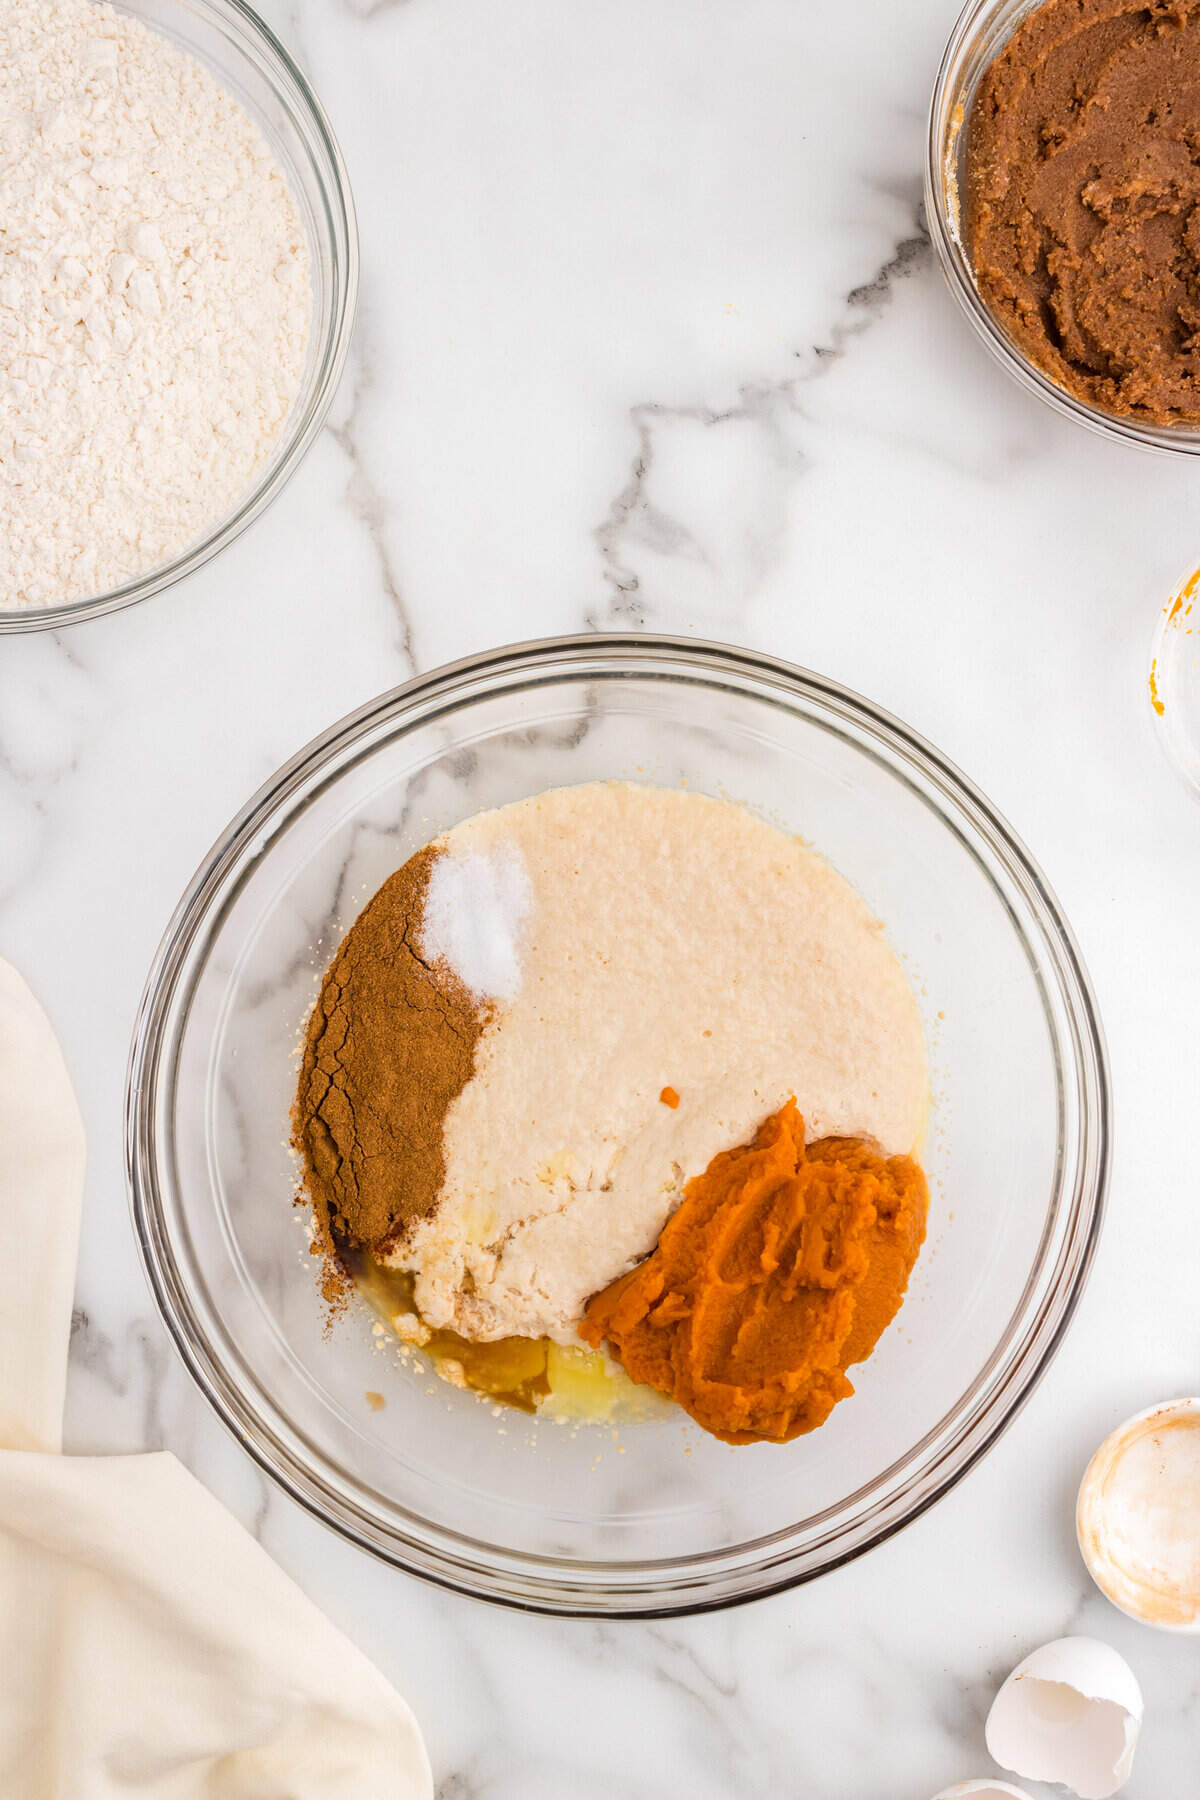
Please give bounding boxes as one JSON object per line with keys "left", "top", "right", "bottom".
{"left": 964, "top": 0, "right": 1200, "bottom": 425}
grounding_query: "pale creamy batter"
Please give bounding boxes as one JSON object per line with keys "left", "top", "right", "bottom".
{"left": 396, "top": 783, "right": 927, "bottom": 1344}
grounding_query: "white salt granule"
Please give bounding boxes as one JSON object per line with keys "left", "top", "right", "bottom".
{"left": 0, "top": 0, "right": 311, "bottom": 610}
{"left": 421, "top": 845, "right": 533, "bottom": 1002}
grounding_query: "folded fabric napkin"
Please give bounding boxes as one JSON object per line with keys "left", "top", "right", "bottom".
{"left": 0, "top": 957, "right": 432, "bottom": 1800}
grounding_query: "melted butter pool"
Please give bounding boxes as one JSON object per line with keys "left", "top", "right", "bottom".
{"left": 356, "top": 1255, "right": 666, "bottom": 1423}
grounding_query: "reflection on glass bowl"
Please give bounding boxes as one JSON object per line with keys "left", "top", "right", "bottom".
{"left": 127, "top": 636, "right": 1109, "bottom": 1615}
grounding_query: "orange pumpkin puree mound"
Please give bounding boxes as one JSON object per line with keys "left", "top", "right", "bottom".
{"left": 579, "top": 1099, "right": 928, "bottom": 1445}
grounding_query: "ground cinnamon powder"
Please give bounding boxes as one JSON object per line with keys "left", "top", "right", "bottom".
{"left": 293, "top": 844, "right": 486, "bottom": 1275}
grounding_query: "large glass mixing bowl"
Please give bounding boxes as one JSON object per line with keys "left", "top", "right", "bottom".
{"left": 127, "top": 637, "right": 1109, "bottom": 1614}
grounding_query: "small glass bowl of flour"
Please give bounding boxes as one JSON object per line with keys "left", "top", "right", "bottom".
{"left": 0, "top": 0, "right": 357, "bottom": 630}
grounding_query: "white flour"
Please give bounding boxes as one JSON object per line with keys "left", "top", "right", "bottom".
{"left": 0, "top": 0, "right": 311, "bottom": 609}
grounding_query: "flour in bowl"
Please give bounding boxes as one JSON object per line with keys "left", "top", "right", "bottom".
{"left": 0, "top": 0, "right": 311, "bottom": 610}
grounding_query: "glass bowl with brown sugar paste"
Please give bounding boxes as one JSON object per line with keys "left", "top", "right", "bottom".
{"left": 928, "top": 0, "right": 1200, "bottom": 455}
{"left": 127, "top": 636, "right": 1109, "bottom": 1615}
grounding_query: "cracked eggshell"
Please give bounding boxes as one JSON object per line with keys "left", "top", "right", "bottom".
{"left": 985, "top": 1637, "right": 1142, "bottom": 1800}
{"left": 1077, "top": 1397, "right": 1200, "bottom": 1631}
{"left": 931, "top": 1784, "right": 1035, "bottom": 1799}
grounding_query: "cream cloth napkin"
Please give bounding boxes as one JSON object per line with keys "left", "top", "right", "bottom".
{"left": 0, "top": 958, "right": 432, "bottom": 1800}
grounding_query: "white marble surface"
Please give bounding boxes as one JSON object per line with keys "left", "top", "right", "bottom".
{"left": 4, "top": 0, "right": 1200, "bottom": 1792}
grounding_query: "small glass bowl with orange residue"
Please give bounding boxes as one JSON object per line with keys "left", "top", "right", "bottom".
{"left": 1150, "top": 568, "right": 1200, "bottom": 799}
{"left": 128, "top": 636, "right": 1109, "bottom": 1616}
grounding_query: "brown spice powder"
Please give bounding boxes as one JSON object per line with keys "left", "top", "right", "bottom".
{"left": 293, "top": 844, "right": 486, "bottom": 1276}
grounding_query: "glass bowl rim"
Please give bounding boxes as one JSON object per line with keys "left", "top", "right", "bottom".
{"left": 925, "top": 0, "right": 1200, "bottom": 459}
{"left": 0, "top": 0, "right": 359, "bottom": 636}
{"left": 1149, "top": 565, "right": 1200, "bottom": 804}
{"left": 126, "top": 633, "right": 1110, "bottom": 1615}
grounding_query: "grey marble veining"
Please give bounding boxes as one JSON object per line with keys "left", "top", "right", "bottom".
{"left": 4, "top": 0, "right": 1200, "bottom": 1794}
{"left": 326, "top": 333, "right": 420, "bottom": 670}
{"left": 591, "top": 223, "right": 933, "bottom": 630}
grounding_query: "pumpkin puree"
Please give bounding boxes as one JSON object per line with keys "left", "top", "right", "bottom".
{"left": 579, "top": 1099, "right": 927, "bottom": 1445}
